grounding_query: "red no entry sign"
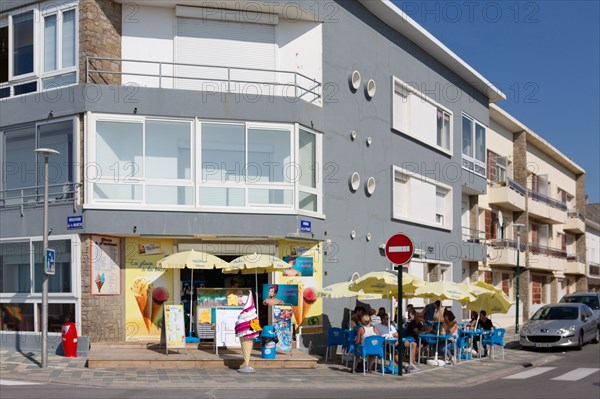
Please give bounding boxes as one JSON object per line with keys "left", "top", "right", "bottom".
{"left": 385, "top": 233, "right": 414, "bottom": 265}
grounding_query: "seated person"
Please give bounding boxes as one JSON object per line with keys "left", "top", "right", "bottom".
{"left": 374, "top": 314, "right": 397, "bottom": 338}
{"left": 467, "top": 310, "right": 478, "bottom": 330}
{"left": 350, "top": 306, "right": 367, "bottom": 328}
{"left": 353, "top": 315, "right": 379, "bottom": 373}
{"left": 473, "top": 310, "right": 494, "bottom": 357}
{"left": 400, "top": 309, "right": 432, "bottom": 371}
{"left": 438, "top": 310, "right": 459, "bottom": 364}
{"left": 369, "top": 308, "right": 381, "bottom": 325}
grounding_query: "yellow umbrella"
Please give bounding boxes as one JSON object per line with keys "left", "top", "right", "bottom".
{"left": 222, "top": 254, "right": 291, "bottom": 306}
{"left": 348, "top": 270, "right": 426, "bottom": 297}
{"left": 463, "top": 282, "right": 513, "bottom": 315}
{"left": 156, "top": 250, "right": 229, "bottom": 341}
{"left": 318, "top": 282, "right": 383, "bottom": 300}
{"left": 411, "top": 280, "right": 475, "bottom": 302}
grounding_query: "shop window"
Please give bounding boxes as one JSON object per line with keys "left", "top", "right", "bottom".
{"left": 0, "top": 242, "right": 31, "bottom": 293}
{"left": 0, "top": 303, "right": 35, "bottom": 331}
{"left": 46, "top": 303, "right": 75, "bottom": 332}
{"left": 33, "top": 240, "right": 71, "bottom": 293}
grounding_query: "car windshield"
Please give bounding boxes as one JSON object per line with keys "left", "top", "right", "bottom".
{"left": 560, "top": 295, "right": 600, "bottom": 310}
{"left": 531, "top": 306, "right": 579, "bottom": 320}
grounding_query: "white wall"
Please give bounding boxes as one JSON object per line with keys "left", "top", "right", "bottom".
{"left": 488, "top": 120, "right": 514, "bottom": 177}
{"left": 121, "top": 6, "right": 175, "bottom": 88}
{"left": 587, "top": 225, "right": 600, "bottom": 265}
{"left": 526, "top": 144, "right": 577, "bottom": 199}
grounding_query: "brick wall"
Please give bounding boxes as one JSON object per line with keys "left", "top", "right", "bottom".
{"left": 80, "top": 235, "right": 125, "bottom": 342}
{"left": 79, "top": 0, "right": 122, "bottom": 85}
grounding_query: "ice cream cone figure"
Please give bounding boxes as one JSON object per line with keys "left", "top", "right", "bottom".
{"left": 235, "top": 291, "right": 261, "bottom": 373}
{"left": 151, "top": 287, "right": 170, "bottom": 326}
{"left": 131, "top": 277, "right": 153, "bottom": 332}
{"left": 95, "top": 273, "right": 105, "bottom": 293}
{"left": 291, "top": 281, "right": 304, "bottom": 326}
{"left": 302, "top": 286, "right": 317, "bottom": 322}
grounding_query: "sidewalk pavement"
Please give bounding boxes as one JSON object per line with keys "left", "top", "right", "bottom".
{"left": 0, "top": 341, "right": 560, "bottom": 390}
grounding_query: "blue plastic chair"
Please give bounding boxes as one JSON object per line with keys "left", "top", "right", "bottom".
{"left": 325, "top": 328, "right": 346, "bottom": 362}
{"left": 482, "top": 328, "right": 505, "bottom": 359}
{"left": 343, "top": 329, "right": 358, "bottom": 367}
{"left": 354, "top": 335, "right": 385, "bottom": 375}
{"left": 455, "top": 330, "right": 471, "bottom": 362}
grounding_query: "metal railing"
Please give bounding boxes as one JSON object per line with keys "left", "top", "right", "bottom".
{"left": 529, "top": 243, "right": 566, "bottom": 258}
{"left": 527, "top": 189, "right": 568, "bottom": 211}
{"left": 462, "top": 226, "right": 486, "bottom": 243}
{"left": 0, "top": 182, "right": 80, "bottom": 215}
{"left": 507, "top": 178, "right": 526, "bottom": 196}
{"left": 489, "top": 239, "right": 526, "bottom": 252}
{"left": 566, "top": 254, "right": 585, "bottom": 262}
{"left": 567, "top": 209, "right": 586, "bottom": 221}
{"left": 86, "top": 57, "right": 322, "bottom": 104}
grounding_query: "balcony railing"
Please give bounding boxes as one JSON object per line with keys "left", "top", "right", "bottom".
{"left": 462, "top": 227, "right": 486, "bottom": 243}
{"left": 568, "top": 209, "right": 586, "bottom": 222}
{"left": 86, "top": 57, "right": 322, "bottom": 104}
{"left": 489, "top": 239, "right": 526, "bottom": 252}
{"left": 529, "top": 243, "right": 566, "bottom": 258}
{"left": 527, "top": 189, "right": 568, "bottom": 211}
{"left": 0, "top": 183, "right": 80, "bottom": 215}
{"left": 506, "top": 178, "right": 526, "bottom": 196}
{"left": 566, "top": 254, "right": 585, "bottom": 262}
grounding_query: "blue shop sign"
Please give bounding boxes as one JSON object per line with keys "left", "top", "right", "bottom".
{"left": 67, "top": 215, "right": 83, "bottom": 230}
{"left": 300, "top": 220, "right": 311, "bottom": 233}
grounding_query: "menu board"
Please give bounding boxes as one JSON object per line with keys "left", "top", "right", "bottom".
{"left": 90, "top": 235, "right": 121, "bottom": 295}
{"left": 163, "top": 304, "right": 186, "bottom": 350}
{"left": 273, "top": 305, "right": 293, "bottom": 352}
{"left": 197, "top": 288, "right": 249, "bottom": 307}
{"left": 215, "top": 308, "right": 241, "bottom": 348}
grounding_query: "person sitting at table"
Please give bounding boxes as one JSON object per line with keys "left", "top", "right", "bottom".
{"left": 353, "top": 314, "right": 379, "bottom": 373}
{"left": 377, "top": 307, "right": 387, "bottom": 319}
{"left": 402, "top": 304, "right": 414, "bottom": 323}
{"left": 369, "top": 308, "right": 381, "bottom": 325}
{"left": 438, "top": 310, "right": 459, "bottom": 364}
{"left": 467, "top": 310, "right": 478, "bottom": 330}
{"left": 473, "top": 310, "right": 494, "bottom": 357}
{"left": 350, "top": 306, "right": 367, "bottom": 328}
{"left": 375, "top": 314, "right": 397, "bottom": 338}
{"left": 401, "top": 309, "right": 431, "bottom": 371}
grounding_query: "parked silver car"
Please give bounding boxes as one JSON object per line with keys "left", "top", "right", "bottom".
{"left": 559, "top": 292, "right": 600, "bottom": 317}
{"left": 520, "top": 303, "right": 600, "bottom": 349}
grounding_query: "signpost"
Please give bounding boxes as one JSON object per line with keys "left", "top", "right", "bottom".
{"left": 385, "top": 233, "right": 414, "bottom": 377}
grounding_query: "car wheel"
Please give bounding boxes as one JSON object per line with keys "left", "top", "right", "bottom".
{"left": 576, "top": 330, "right": 583, "bottom": 350}
{"left": 592, "top": 327, "right": 600, "bottom": 344}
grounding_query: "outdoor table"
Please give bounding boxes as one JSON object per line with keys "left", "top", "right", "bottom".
{"left": 418, "top": 333, "right": 453, "bottom": 365}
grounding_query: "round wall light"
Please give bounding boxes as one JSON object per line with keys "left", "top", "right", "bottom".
{"left": 349, "top": 172, "right": 361, "bottom": 192}
{"left": 366, "top": 137, "right": 372, "bottom": 146}
{"left": 365, "top": 79, "right": 376, "bottom": 98}
{"left": 349, "top": 71, "right": 361, "bottom": 91}
{"left": 350, "top": 130, "right": 357, "bottom": 141}
{"left": 350, "top": 230, "right": 357, "bottom": 239}
{"left": 366, "top": 233, "right": 372, "bottom": 241}
{"left": 365, "top": 177, "right": 376, "bottom": 196}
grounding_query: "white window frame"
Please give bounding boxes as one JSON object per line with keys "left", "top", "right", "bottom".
{"left": 86, "top": 113, "right": 324, "bottom": 217}
{"left": 391, "top": 77, "right": 453, "bottom": 156}
{"left": 40, "top": 4, "right": 78, "bottom": 87}
{"left": 392, "top": 165, "right": 453, "bottom": 230}
{"left": 461, "top": 113, "right": 487, "bottom": 178}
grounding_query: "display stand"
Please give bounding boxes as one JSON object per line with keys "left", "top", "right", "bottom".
{"left": 160, "top": 303, "right": 186, "bottom": 355}
{"left": 272, "top": 305, "right": 293, "bottom": 356}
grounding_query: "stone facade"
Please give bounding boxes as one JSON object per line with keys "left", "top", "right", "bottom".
{"left": 80, "top": 236, "right": 125, "bottom": 342}
{"left": 79, "top": 0, "right": 122, "bottom": 85}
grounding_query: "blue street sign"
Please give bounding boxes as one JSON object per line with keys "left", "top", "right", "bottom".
{"left": 300, "top": 220, "right": 312, "bottom": 233}
{"left": 67, "top": 215, "right": 83, "bottom": 229}
{"left": 46, "top": 249, "right": 55, "bottom": 275}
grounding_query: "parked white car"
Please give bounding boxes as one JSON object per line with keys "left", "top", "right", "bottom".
{"left": 520, "top": 303, "right": 600, "bottom": 349}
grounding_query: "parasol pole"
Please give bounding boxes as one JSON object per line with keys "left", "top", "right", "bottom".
{"left": 189, "top": 268, "right": 194, "bottom": 338}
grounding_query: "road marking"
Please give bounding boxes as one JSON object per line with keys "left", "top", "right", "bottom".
{"left": 551, "top": 368, "right": 600, "bottom": 381}
{"left": 0, "top": 379, "right": 41, "bottom": 386}
{"left": 503, "top": 367, "right": 556, "bottom": 379}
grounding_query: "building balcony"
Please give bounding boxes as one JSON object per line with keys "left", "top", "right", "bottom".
{"left": 487, "top": 179, "right": 526, "bottom": 211}
{"left": 527, "top": 190, "right": 568, "bottom": 224}
{"left": 487, "top": 239, "right": 525, "bottom": 267}
{"left": 461, "top": 227, "right": 486, "bottom": 262}
{"left": 86, "top": 57, "right": 322, "bottom": 105}
{"left": 529, "top": 243, "right": 566, "bottom": 272}
{"left": 566, "top": 255, "right": 586, "bottom": 275}
{"left": 0, "top": 183, "right": 80, "bottom": 215}
{"left": 564, "top": 210, "right": 586, "bottom": 234}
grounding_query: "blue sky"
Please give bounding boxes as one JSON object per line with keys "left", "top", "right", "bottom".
{"left": 392, "top": 0, "right": 599, "bottom": 203}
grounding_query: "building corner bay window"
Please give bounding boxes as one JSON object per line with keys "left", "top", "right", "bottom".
{"left": 93, "top": 118, "right": 321, "bottom": 213}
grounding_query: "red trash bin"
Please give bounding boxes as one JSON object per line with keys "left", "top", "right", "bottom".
{"left": 61, "top": 322, "right": 78, "bottom": 358}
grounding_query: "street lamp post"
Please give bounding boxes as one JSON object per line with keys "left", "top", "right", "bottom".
{"left": 514, "top": 223, "right": 525, "bottom": 335}
{"left": 35, "top": 148, "right": 60, "bottom": 368}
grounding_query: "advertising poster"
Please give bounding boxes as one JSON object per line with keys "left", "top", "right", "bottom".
{"left": 277, "top": 241, "right": 323, "bottom": 327}
{"left": 125, "top": 238, "right": 174, "bottom": 340}
{"left": 90, "top": 235, "right": 121, "bottom": 295}
{"left": 273, "top": 305, "right": 293, "bottom": 352}
{"left": 164, "top": 304, "right": 186, "bottom": 349}
{"left": 262, "top": 284, "right": 298, "bottom": 306}
{"left": 282, "top": 256, "right": 314, "bottom": 277}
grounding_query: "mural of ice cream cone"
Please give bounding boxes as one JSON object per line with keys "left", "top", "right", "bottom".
{"left": 95, "top": 273, "right": 105, "bottom": 293}
{"left": 131, "top": 276, "right": 153, "bottom": 332}
{"left": 151, "top": 286, "right": 169, "bottom": 325}
{"left": 302, "top": 286, "right": 317, "bottom": 321}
